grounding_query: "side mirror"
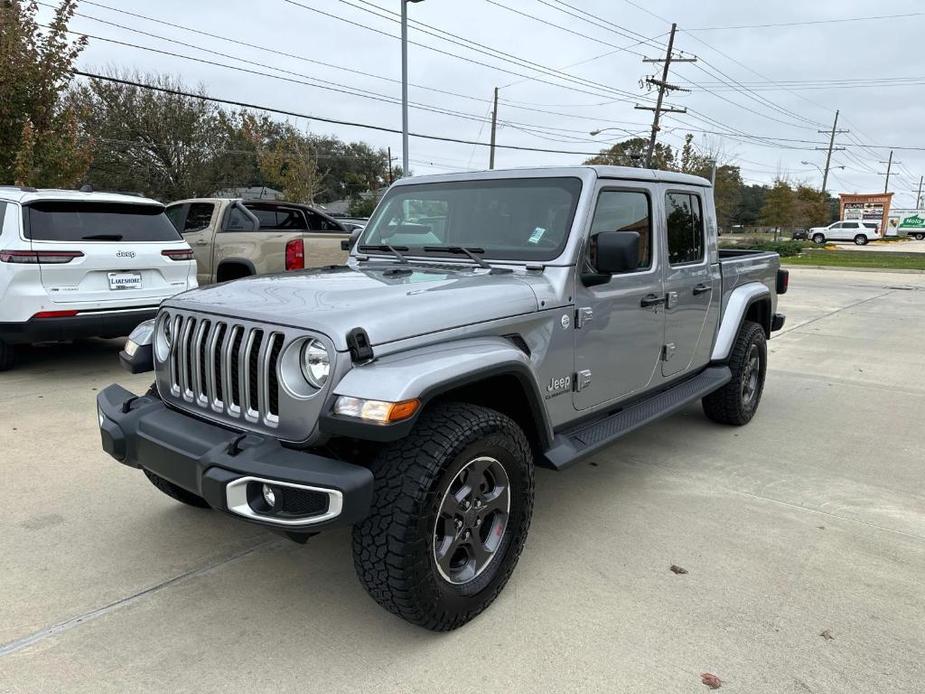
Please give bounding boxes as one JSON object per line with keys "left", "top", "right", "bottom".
{"left": 594, "top": 230, "right": 640, "bottom": 275}
{"left": 341, "top": 228, "right": 362, "bottom": 251}
{"left": 119, "top": 319, "right": 155, "bottom": 374}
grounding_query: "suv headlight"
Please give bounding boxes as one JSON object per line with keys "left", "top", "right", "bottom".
{"left": 154, "top": 313, "right": 172, "bottom": 362}
{"left": 300, "top": 339, "right": 331, "bottom": 388}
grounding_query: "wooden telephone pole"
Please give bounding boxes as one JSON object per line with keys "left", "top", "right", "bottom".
{"left": 634, "top": 23, "right": 695, "bottom": 168}
{"left": 489, "top": 87, "right": 499, "bottom": 170}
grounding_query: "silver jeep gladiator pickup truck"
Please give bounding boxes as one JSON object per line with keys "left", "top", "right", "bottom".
{"left": 97, "top": 166, "right": 788, "bottom": 630}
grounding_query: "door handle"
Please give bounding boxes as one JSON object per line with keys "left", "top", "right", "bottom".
{"left": 693, "top": 283, "right": 712, "bottom": 295}
{"left": 193, "top": 240, "right": 209, "bottom": 247}
{"left": 640, "top": 293, "right": 666, "bottom": 308}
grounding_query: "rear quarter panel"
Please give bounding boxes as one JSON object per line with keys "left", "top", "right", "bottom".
{"left": 719, "top": 250, "right": 780, "bottom": 320}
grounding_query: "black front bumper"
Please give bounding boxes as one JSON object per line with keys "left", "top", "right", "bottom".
{"left": 97, "top": 384, "right": 374, "bottom": 533}
{"left": 0, "top": 308, "right": 157, "bottom": 345}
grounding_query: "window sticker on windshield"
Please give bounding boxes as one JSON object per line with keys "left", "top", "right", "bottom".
{"left": 528, "top": 227, "right": 546, "bottom": 244}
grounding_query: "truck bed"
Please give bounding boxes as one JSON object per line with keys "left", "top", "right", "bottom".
{"left": 718, "top": 248, "right": 781, "bottom": 313}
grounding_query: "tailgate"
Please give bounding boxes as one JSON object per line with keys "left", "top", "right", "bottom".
{"left": 25, "top": 200, "right": 193, "bottom": 304}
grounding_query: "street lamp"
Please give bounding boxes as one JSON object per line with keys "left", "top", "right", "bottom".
{"left": 401, "top": 0, "right": 425, "bottom": 178}
{"left": 801, "top": 161, "right": 844, "bottom": 193}
{"left": 589, "top": 127, "right": 634, "bottom": 137}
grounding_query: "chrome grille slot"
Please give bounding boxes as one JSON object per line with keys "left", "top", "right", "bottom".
{"left": 166, "top": 315, "right": 282, "bottom": 429}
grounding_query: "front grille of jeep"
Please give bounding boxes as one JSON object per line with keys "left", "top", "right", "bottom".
{"left": 167, "top": 314, "right": 284, "bottom": 427}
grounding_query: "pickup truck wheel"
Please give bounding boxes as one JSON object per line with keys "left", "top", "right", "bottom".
{"left": 812, "top": 233, "right": 825, "bottom": 244}
{"left": 0, "top": 339, "right": 15, "bottom": 371}
{"left": 143, "top": 470, "right": 211, "bottom": 508}
{"left": 352, "top": 402, "right": 534, "bottom": 631}
{"left": 702, "top": 320, "right": 767, "bottom": 426}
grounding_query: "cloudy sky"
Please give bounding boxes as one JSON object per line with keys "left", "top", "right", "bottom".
{"left": 42, "top": 0, "right": 925, "bottom": 206}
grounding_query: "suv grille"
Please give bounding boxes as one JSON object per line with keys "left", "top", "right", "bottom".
{"left": 167, "top": 314, "right": 284, "bottom": 426}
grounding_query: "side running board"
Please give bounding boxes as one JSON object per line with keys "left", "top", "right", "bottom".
{"left": 542, "top": 366, "right": 732, "bottom": 470}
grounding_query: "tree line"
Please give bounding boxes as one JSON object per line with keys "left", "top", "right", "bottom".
{"left": 3, "top": 0, "right": 836, "bottom": 226}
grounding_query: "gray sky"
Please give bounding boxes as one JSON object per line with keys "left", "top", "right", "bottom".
{"left": 45, "top": 0, "right": 925, "bottom": 206}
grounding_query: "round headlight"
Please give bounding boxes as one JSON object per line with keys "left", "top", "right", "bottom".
{"left": 154, "top": 313, "right": 172, "bottom": 362}
{"left": 300, "top": 339, "right": 331, "bottom": 389}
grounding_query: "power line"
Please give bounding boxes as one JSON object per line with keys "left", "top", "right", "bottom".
{"left": 544, "top": 0, "right": 666, "bottom": 50}
{"left": 72, "top": 70, "right": 620, "bottom": 157}
{"left": 686, "top": 11, "right": 925, "bottom": 32}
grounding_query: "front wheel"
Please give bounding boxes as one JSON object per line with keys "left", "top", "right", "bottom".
{"left": 702, "top": 320, "right": 767, "bottom": 426}
{"left": 854, "top": 234, "right": 868, "bottom": 246}
{"left": 812, "top": 233, "right": 825, "bottom": 244}
{"left": 352, "top": 402, "right": 534, "bottom": 631}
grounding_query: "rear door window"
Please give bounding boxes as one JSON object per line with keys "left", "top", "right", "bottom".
{"left": 306, "top": 210, "right": 345, "bottom": 232}
{"left": 184, "top": 203, "right": 215, "bottom": 232}
{"left": 25, "top": 202, "right": 181, "bottom": 242}
{"left": 165, "top": 204, "right": 187, "bottom": 232}
{"left": 245, "top": 205, "right": 308, "bottom": 230}
{"left": 665, "top": 192, "right": 705, "bottom": 265}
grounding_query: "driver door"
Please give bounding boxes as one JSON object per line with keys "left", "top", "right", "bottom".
{"left": 573, "top": 185, "right": 665, "bottom": 411}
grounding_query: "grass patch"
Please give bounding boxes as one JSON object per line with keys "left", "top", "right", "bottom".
{"left": 783, "top": 250, "right": 925, "bottom": 271}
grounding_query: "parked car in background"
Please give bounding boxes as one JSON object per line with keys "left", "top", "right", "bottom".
{"left": 0, "top": 187, "right": 196, "bottom": 370}
{"left": 791, "top": 228, "right": 808, "bottom": 240}
{"left": 165, "top": 199, "right": 351, "bottom": 285}
{"left": 808, "top": 220, "right": 880, "bottom": 245}
{"left": 333, "top": 217, "right": 368, "bottom": 232}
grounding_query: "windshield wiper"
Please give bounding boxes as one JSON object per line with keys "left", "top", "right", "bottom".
{"left": 357, "top": 244, "right": 409, "bottom": 264}
{"left": 423, "top": 246, "right": 492, "bottom": 269}
{"left": 81, "top": 234, "right": 123, "bottom": 241}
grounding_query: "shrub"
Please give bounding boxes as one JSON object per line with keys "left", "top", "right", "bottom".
{"left": 719, "top": 237, "right": 810, "bottom": 257}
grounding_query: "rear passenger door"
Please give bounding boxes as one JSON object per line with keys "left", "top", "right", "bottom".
{"left": 303, "top": 210, "right": 350, "bottom": 267}
{"left": 661, "top": 190, "right": 718, "bottom": 378}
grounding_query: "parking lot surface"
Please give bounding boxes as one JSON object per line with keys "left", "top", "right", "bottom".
{"left": 1, "top": 267, "right": 923, "bottom": 693}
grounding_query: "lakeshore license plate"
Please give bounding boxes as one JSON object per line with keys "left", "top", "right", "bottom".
{"left": 108, "top": 272, "right": 142, "bottom": 290}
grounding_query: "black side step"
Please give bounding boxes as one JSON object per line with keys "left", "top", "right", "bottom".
{"left": 542, "top": 366, "right": 732, "bottom": 470}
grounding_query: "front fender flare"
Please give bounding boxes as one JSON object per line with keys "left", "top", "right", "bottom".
{"left": 319, "top": 337, "right": 552, "bottom": 445}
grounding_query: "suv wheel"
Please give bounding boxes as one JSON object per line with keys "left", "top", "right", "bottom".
{"left": 0, "top": 339, "right": 15, "bottom": 371}
{"left": 812, "top": 233, "right": 825, "bottom": 244}
{"left": 352, "top": 402, "right": 534, "bottom": 631}
{"left": 702, "top": 320, "right": 767, "bottom": 426}
{"left": 143, "top": 470, "right": 211, "bottom": 508}
{"left": 854, "top": 234, "right": 868, "bottom": 245}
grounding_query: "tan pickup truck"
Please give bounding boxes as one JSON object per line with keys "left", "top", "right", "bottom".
{"left": 165, "top": 198, "right": 352, "bottom": 284}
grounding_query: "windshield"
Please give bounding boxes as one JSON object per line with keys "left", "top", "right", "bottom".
{"left": 26, "top": 202, "right": 180, "bottom": 242}
{"left": 359, "top": 177, "right": 583, "bottom": 261}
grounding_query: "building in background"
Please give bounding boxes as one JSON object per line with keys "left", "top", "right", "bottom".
{"left": 839, "top": 193, "right": 894, "bottom": 235}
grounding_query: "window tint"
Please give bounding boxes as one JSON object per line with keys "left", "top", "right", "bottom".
{"left": 165, "top": 204, "right": 186, "bottom": 232}
{"left": 665, "top": 192, "right": 704, "bottom": 265}
{"left": 245, "top": 205, "right": 308, "bottom": 230}
{"left": 184, "top": 203, "right": 214, "bottom": 232}
{"left": 587, "top": 190, "right": 652, "bottom": 272}
{"left": 306, "top": 210, "right": 344, "bottom": 232}
{"left": 25, "top": 202, "right": 180, "bottom": 242}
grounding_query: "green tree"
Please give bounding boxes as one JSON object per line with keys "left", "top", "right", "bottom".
{"left": 760, "top": 179, "right": 795, "bottom": 236}
{"left": 583, "top": 136, "right": 675, "bottom": 169}
{"left": 245, "top": 119, "right": 324, "bottom": 204}
{"left": 793, "top": 184, "right": 829, "bottom": 228}
{"left": 1, "top": 0, "right": 91, "bottom": 186}
{"left": 71, "top": 72, "right": 231, "bottom": 200}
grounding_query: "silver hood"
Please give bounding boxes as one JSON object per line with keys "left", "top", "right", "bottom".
{"left": 163, "top": 264, "right": 541, "bottom": 350}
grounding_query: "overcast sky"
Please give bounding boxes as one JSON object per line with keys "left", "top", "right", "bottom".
{"left": 43, "top": 0, "right": 925, "bottom": 206}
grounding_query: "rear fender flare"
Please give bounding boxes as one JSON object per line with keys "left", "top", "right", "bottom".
{"left": 711, "top": 282, "right": 770, "bottom": 362}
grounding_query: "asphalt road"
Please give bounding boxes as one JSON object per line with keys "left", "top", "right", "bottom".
{"left": 1, "top": 267, "right": 923, "bottom": 693}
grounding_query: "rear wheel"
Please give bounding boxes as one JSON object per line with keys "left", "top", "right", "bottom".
{"left": 914, "top": 232, "right": 924, "bottom": 241}
{"left": 702, "top": 320, "right": 767, "bottom": 426}
{"left": 143, "top": 470, "right": 211, "bottom": 508}
{"left": 352, "top": 402, "right": 534, "bottom": 631}
{"left": 0, "top": 339, "right": 15, "bottom": 371}
{"left": 812, "top": 233, "right": 825, "bottom": 244}
{"left": 854, "top": 234, "right": 868, "bottom": 245}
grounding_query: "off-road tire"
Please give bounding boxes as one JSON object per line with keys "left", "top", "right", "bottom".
{"left": 702, "top": 320, "right": 767, "bottom": 426}
{"left": 0, "top": 339, "right": 15, "bottom": 372}
{"left": 143, "top": 470, "right": 211, "bottom": 508}
{"left": 352, "top": 402, "right": 534, "bottom": 631}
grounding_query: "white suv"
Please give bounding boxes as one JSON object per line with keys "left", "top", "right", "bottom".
{"left": 0, "top": 187, "right": 197, "bottom": 370}
{"left": 808, "top": 220, "right": 880, "bottom": 245}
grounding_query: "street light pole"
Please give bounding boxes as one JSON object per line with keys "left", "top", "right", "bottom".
{"left": 401, "top": 0, "right": 424, "bottom": 178}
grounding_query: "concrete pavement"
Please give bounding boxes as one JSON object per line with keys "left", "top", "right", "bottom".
{"left": 1, "top": 268, "right": 923, "bottom": 693}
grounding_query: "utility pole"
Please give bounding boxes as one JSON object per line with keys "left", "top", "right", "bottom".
{"left": 710, "top": 159, "right": 717, "bottom": 186}
{"left": 816, "top": 110, "right": 848, "bottom": 195}
{"left": 635, "top": 23, "right": 695, "bottom": 168}
{"left": 387, "top": 147, "right": 394, "bottom": 185}
{"left": 489, "top": 87, "right": 499, "bottom": 170}
{"left": 917, "top": 176, "right": 923, "bottom": 209}
{"left": 879, "top": 150, "right": 897, "bottom": 194}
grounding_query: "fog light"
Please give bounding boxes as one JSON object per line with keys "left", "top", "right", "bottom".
{"left": 262, "top": 484, "right": 277, "bottom": 509}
